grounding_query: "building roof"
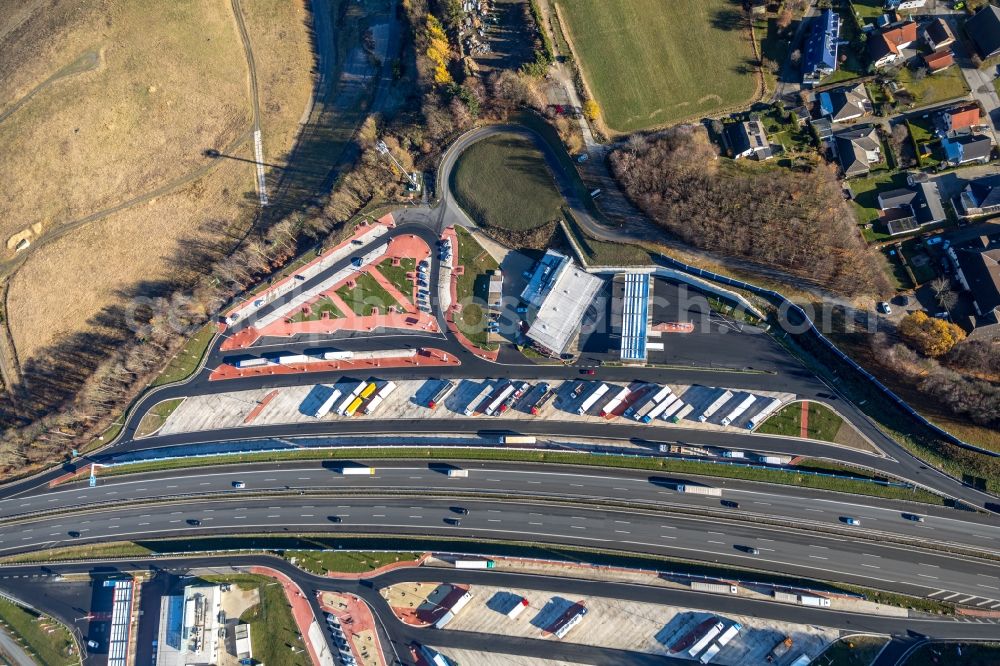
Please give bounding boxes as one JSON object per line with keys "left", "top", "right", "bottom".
{"left": 803, "top": 9, "right": 841, "bottom": 74}
{"left": 924, "top": 17, "right": 955, "bottom": 48}
{"left": 869, "top": 20, "right": 917, "bottom": 61}
{"left": 942, "top": 134, "right": 992, "bottom": 162}
{"left": 877, "top": 182, "right": 946, "bottom": 234}
{"left": 965, "top": 4, "right": 1000, "bottom": 59}
{"left": 724, "top": 121, "right": 751, "bottom": 156}
{"left": 958, "top": 242, "right": 1000, "bottom": 316}
{"left": 878, "top": 188, "right": 918, "bottom": 210}
{"left": 835, "top": 125, "right": 880, "bottom": 177}
{"left": 810, "top": 117, "right": 834, "bottom": 138}
{"left": 617, "top": 273, "right": 650, "bottom": 363}
{"left": 923, "top": 48, "right": 954, "bottom": 71}
{"left": 521, "top": 250, "right": 570, "bottom": 307}
{"left": 819, "top": 84, "right": 870, "bottom": 122}
{"left": 524, "top": 254, "right": 603, "bottom": 355}
{"left": 963, "top": 175, "right": 1000, "bottom": 212}
{"left": 945, "top": 102, "right": 980, "bottom": 131}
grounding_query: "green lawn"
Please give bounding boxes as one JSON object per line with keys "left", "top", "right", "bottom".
{"left": 200, "top": 575, "right": 309, "bottom": 666}
{"left": 555, "top": 0, "right": 758, "bottom": 132}
{"left": 287, "top": 551, "right": 421, "bottom": 575}
{"left": 817, "top": 635, "right": 890, "bottom": 666}
{"left": 376, "top": 258, "right": 416, "bottom": 302}
{"left": 756, "top": 401, "right": 845, "bottom": 442}
{"left": 898, "top": 66, "right": 969, "bottom": 106}
{"left": 335, "top": 272, "right": 401, "bottom": 316}
{"left": 135, "top": 397, "right": 183, "bottom": 438}
{"left": 289, "top": 295, "right": 344, "bottom": 322}
{"left": 0, "top": 599, "right": 77, "bottom": 666}
{"left": 560, "top": 211, "right": 651, "bottom": 267}
{"left": 850, "top": 171, "right": 911, "bottom": 225}
{"left": 755, "top": 15, "right": 793, "bottom": 94}
{"left": 454, "top": 227, "right": 500, "bottom": 349}
{"left": 151, "top": 323, "right": 216, "bottom": 387}
{"left": 451, "top": 133, "right": 564, "bottom": 233}
{"left": 903, "top": 642, "right": 1000, "bottom": 666}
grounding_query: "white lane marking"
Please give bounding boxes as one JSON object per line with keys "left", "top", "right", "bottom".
{"left": 917, "top": 574, "right": 939, "bottom": 579}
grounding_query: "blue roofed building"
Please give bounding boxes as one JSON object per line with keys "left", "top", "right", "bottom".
{"left": 611, "top": 273, "right": 653, "bottom": 365}
{"left": 802, "top": 9, "right": 841, "bottom": 87}
{"left": 940, "top": 134, "right": 993, "bottom": 166}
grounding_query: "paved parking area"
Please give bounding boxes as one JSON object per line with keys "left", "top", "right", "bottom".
{"left": 157, "top": 378, "right": 793, "bottom": 437}
{"left": 423, "top": 583, "right": 836, "bottom": 664}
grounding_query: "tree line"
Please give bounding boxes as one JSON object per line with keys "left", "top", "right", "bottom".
{"left": 609, "top": 126, "right": 892, "bottom": 297}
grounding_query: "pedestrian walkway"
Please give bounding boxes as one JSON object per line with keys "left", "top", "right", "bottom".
{"left": 209, "top": 347, "right": 460, "bottom": 381}
{"left": 800, "top": 401, "right": 810, "bottom": 439}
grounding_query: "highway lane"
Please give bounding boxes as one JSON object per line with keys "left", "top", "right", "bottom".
{"left": 7, "top": 462, "right": 999, "bottom": 554}
{"left": 2, "top": 496, "right": 1000, "bottom": 607}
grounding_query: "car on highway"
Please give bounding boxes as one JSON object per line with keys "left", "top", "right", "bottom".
{"left": 444, "top": 518, "right": 462, "bottom": 526}
{"left": 451, "top": 506, "right": 469, "bottom": 515}
{"left": 328, "top": 516, "right": 342, "bottom": 523}
{"left": 580, "top": 368, "right": 596, "bottom": 375}
{"left": 735, "top": 544, "right": 759, "bottom": 555}
{"left": 68, "top": 531, "right": 81, "bottom": 538}
{"left": 232, "top": 481, "right": 245, "bottom": 489}
{"left": 842, "top": 516, "right": 861, "bottom": 526}
{"left": 902, "top": 513, "right": 925, "bottom": 522}
{"left": 187, "top": 519, "right": 201, "bottom": 526}
{"left": 721, "top": 500, "right": 740, "bottom": 509}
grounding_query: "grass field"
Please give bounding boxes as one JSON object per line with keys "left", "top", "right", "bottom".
{"left": 290, "top": 296, "right": 345, "bottom": 322}
{"left": 756, "top": 401, "right": 846, "bottom": 443}
{"left": 151, "top": 323, "right": 216, "bottom": 387}
{"left": 902, "top": 642, "right": 1000, "bottom": 665}
{"left": 2, "top": 0, "right": 313, "bottom": 363}
{"left": 200, "top": 574, "right": 310, "bottom": 666}
{"left": 554, "top": 0, "right": 758, "bottom": 133}
{"left": 135, "top": 397, "right": 183, "bottom": 438}
{"left": 287, "top": 551, "right": 421, "bottom": 575}
{"left": 454, "top": 227, "right": 500, "bottom": 349}
{"left": 451, "top": 134, "right": 564, "bottom": 232}
{"left": 816, "top": 635, "right": 890, "bottom": 666}
{"left": 0, "top": 598, "right": 77, "bottom": 666}
{"left": 376, "top": 258, "right": 416, "bottom": 301}
{"left": 336, "top": 272, "right": 401, "bottom": 316}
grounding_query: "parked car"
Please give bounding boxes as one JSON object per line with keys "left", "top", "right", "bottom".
{"left": 877, "top": 302, "right": 891, "bottom": 315}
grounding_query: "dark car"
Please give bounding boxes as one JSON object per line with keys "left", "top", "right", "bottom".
{"left": 580, "top": 368, "right": 596, "bottom": 375}
{"left": 451, "top": 506, "right": 469, "bottom": 515}
{"left": 187, "top": 519, "right": 201, "bottom": 526}
{"left": 68, "top": 531, "right": 81, "bottom": 538}
{"left": 902, "top": 513, "right": 925, "bottom": 522}
{"left": 721, "top": 500, "right": 740, "bottom": 509}
{"left": 327, "top": 516, "right": 342, "bottom": 523}
{"left": 736, "top": 544, "right": 760, "bottom": 555}
{"left": 444, "top": 518, "right": 462, "bottom": 526}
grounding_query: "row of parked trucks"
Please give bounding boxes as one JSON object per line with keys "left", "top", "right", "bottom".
{"left": 669, "top": 617, "right": 742, "bottom": 664}
{"left": 308, "top": 380, "right": 398, "bottom": 418}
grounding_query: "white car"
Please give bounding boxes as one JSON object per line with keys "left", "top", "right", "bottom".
{"left": 877, "top": 301, "right": 891, "bottom": 315}
{"left": 843, "top": 516, "right": 861, "bottom": 526}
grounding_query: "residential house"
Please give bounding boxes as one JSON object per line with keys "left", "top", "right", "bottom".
{"left": 955, "top": 235, "right": 1000, "bottom": 336}
{"left": 940, "top": 134, "right": 993, "bottom": 166}
{"left": 957, "top": 175, "right": 1000, "bottom": 217}
{"left": 802, "top": 9, "right": 841, "bottom": 86}
{"left": 965, "top": 4, "right": 1000, "bottom": 60}
{"left": 922, "top": 48, "right": 955, "bottom": 73}
{"left": 876, "top": 181, "right": 947, "bottom": 235}
{"left": 724, "top": 119, "right": 773, "bottom": 160}
{"left": 835, "top": 125, "right": 882, "bottom": 177}
{"left": 810, "top": 117, "right": 834, "bottom": 141}
{"left": 922, "top": 17, "right": 955, "bottom": 52}
{"left": 818, "top": 83, "right": 872, "bottom": 123}
{"left": 936, "top": 102, "right": 981, "bottom": 136}
{"left": 790, "top": 105, "right": 811, "bottom": 127}
{"left": 868, "top": 20, "right": 917, "bottom": 69}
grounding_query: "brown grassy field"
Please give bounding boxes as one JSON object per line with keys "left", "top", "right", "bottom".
{"left": 1, "top": 0, "right": 314, "bottom": 362}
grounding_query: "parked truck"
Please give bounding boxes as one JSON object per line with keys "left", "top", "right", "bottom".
{"left": 335, "top": 383, "right": 364, "bottom": 415}
{"left": 362, "top": 381, "right": 397, "bottom": 415}
{"left": 599, "top": 386, "right": 631, "bottom": 417}
{"left": 577, "top": 383, "right": 610, "bottom": 415}
{"left": 427, "top": 380, "right": 456, "bottom": 409}
{"left": 670, "top": 403, "right": 696, "bottom": 423}
{"left": 464, "top": 385, "right": 494, "bottom": 416}
{"left": 766, "top": 636, "right": 794, "bottom": 663}
{"left": 716, "top": 623, "right": 742, "bottom": 648}
{"left": 660, "top": 399, "right": 685, "bottom": 420}
{"left": 676, "top": 484, "right": 722, "bottom": 497}
{"left": 233, "top": 357, "right": 268, "bottom": 368}
{"left": 690, "top": 582, "right": 738, "bottom": 594}
{"left": 699, "top": 644, "right": 722, "bottom": 664}
{"left": 499, "top": 382, "right": 530, "bottom": 414}
{"left": 799, "top": 595, "right": 831, "bottom": 607}
{"left": 698, "top": 390, "right": 734, "bottom": 422}
{"left": 525, "top": 383, "right": 552, "bottom": 415}
{"left": 453, "top": 559, "right": 495, "bottom": 568}
{"left": 484, "top": 382, "right": 516, "bottom": 416}
{"left": 643, "top": 395, "right": 678, "bottom": 423}
{"left": 312, "top": 388, "right": 342, "bottom": 418}
{"left": 720, "top": 394, "right": 756, "bottom": 426}
{"left": 688, "top": 621, "right": 725, "bottom": 658}
{"left": 746, "top": 397, "right": 782, "bottom": 430}
{"left": 630, "top": 385, "right": 672, "bottom": 420}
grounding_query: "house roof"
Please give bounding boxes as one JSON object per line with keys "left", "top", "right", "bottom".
{"left": 924, "top": 17, "right": 955, "bottom": 47}
{"left": 724, "top": 122, "right": 751, "bottom": 156}
{"left": 923, "top": 49, "right": 954, "bottom": 71}
{"left": 819, "top": 84, "right": 870, "bottom": 122}
{"left": 878, "top": 188, "right": 918, "bottom": 210}
{"left": 835, "top": 126, "right": 880, "bottom": 177}
{"left": 965, "top": 4, "right": 1000, "bottom": 59}
{"left": 946, "top": 103, "right": 980, "bottom": 131}
{"left": 803, "top": 9, "right": 841, "bottom": 74}
{"left": 961, "top": 134, "right": 993, "bottom": 161}
{"left": 883, "top": 21, "right": 917, "bottom": 50}
{"left": 877, "top": 181, "right": 946, "bottom": 231}
{"left": 957, "top": 244, "right": 1000, "bottom": 316}
{"left": 966, "top": 176, "right": 1000, "bottom": 211}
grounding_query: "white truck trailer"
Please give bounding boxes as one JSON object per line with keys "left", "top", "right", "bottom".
{"left": 464, "top": 385, "right": 494, "bottom": 416}
{"left": 630, "top": 386, "right": 672, "bottom": 420}
{"left": 484, "top": 383, "right": 517, "bottom": 416}
{"left": 577, "top": 383, "right": 610, "bottom": 415}
{"left": 453, "top": 559, "right": 495, "bottom": 568}
{"left": 699, "top": 390, "right": 734, "bottom": 422}
{"left": 643, "top": 395, "right": 678, "bottom": 423}
{"left": 691, "top": 582, "right": 738, "bottom": 594}
{"left": 447, "top": 469, "right": 469, "bottom": 478}
{"left": 362, "top": 381, "right": 397, "bottom": 415}
{"left": 599, "top": 386, "right": 631, "bottom": 417}
{"left": 660, "top": 399, "right": 686, "bottom": 420}
{"left": 312, "top": 388, "right": 342, "bottom": 418}
{"left": 670, "top": 403, "right": 696, "bottom": 423}
{"left": 335, "top": 383, "right": 364, "bottom": 415}
{"left": 746, "top": 397, "right": 782, "bottom": 430}
{"left": 688, "top": 621, "right": 725, "bottom": 658}
{"left": 720, "top": 394, "right": 757, "bottom": 426}
{"left": 340, "top": 467, "right": 375, "bottom": 475}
